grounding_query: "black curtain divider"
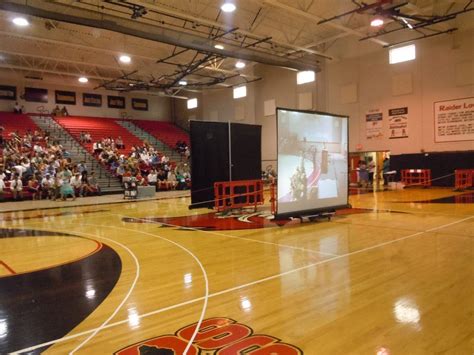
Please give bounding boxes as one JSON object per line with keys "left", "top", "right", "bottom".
{"left": 190, "top": 121, "right": 262, "bottom": 209}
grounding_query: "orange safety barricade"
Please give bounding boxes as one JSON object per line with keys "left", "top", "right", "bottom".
{"left": 401, "top": 169, "right": 431, "bottom": 187}
{"left": 270, "top": 182, "right": 276, "bottom": 215}
{"left": 454, "top": 169, "right": 474, "bottom": 191}
{"left": 214, "top": 180, "right": 264, "bottom": 212}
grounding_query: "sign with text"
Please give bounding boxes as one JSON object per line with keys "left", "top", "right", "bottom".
{"left": 108, "top": 95, "right": 125, "bottom": 109}
{"left": 388, "top": 107, "right": 408, "bottom": 139}
{"left": 55, "top": 90, "right": 76, "bottom": 105}
{"left": 132, "top": 98, "right": 148, "bottom": 111}
{"left": 434, "top": 97, "right": 474, "bottom": 142}
{"left": 0, "top": 85, "right": 16, "bottom": 100}
{"left": 366, "top": 109, "right": 383, "bottom": 140}
{"left": 83, "top": 93, "right": 102, "bottom": 107}
{"left": 25, "top": 87, "right": 48, "bottom": 103}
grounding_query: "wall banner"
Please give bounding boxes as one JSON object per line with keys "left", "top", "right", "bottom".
{"left": 388, "top": 107, "right": 408, "bottom": 139}
{"left": 107, "top": 95, "right": 125, "bottom": 109}
{"left": 25, "top": 87, "right": 48, "bottom": 103}
{"left": 0, "top": 85, "right": 17, "bottom": 100}
{"left": 55, "top": 90, "right": 76, "bottom": 105}
{"left": 434, "top": 97, "right": 474, "bottom": 143}
{"left": 132, "top": 98, "right": 148, "bottom": 111}
{"left": 83, "top": 93, "right": 102, "bottom": 107}
{"left": 366, "top": 109, "right": 383, "bottom": 140}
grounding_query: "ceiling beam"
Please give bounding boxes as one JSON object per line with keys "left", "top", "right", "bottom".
{"left": 261, "top": 0, "right": 389, "bottom": 46}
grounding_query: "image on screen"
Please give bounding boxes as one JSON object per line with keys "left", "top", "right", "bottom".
{"left": 277, "top": 109, "right": 348, "bottom": 216}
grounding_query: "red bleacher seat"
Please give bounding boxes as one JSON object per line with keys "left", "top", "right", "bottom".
{"left": 132, "top": 120, "right": 189, "bottom": 149}
{"left": 55, "top": 116, "right": 144, "bottom": 154}
{"left": 0, "top": 112, "right": 40, "bottom": 138}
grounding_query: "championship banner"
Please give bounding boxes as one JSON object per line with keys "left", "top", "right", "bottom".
{"left": 25, "top": 87, "right": 48, "bottom": 103}
{"left": 434, "top": 97, "right": 474, "bottom": 142}
{"left": 388, "top": 107, "right": 408, "bottom": 139}
{"left": 108, "top": 95, "right": 125, "bottom": 109}
{"left": 83, "top": 93, "right": 102, "bottom": 107}
{"left": 55, "top": 90, "right": 76, "bottom": 105}
{"left": 0, "top": 85, "right": 16, "bottom": 100}
{"left": 366, "top": 109, "right": 383, "bottom": 140}
{"left": 132, "top": 98, "right": 148, "bottom": 111}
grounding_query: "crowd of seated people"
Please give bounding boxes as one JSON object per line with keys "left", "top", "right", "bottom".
{"left": 90, "top": 137, "right": 190, "bottom": 191}
{"left": 0, "top": 130, "right": 100, "bottom": 202}
{"left": 51, "top": 105, "right": 69, "bottom": 117}
{"left": 175, "top": 140, "right": 190, "bottom": 160}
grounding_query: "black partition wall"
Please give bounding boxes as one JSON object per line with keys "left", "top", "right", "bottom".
{"left": 190, "top": 121, "right": 261, "bottom": 209}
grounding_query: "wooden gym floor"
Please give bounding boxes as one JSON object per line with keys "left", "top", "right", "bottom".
{"left": 0, "top": 188, "right": 472, "bottom": 354}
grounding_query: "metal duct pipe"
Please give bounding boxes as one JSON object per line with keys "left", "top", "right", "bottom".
{"left": 0, "top": 1, "right": 321, "bottom": 72}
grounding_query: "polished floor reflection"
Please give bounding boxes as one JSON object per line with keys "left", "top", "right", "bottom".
{"left": 0, "top": 188, "right": 472, "bottom": 354}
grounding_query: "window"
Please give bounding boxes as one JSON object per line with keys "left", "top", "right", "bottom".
{"left": 187, "top": 98, "right": 198, "bottom": 109}
{"left": 389, "top": 44, "right": 416, "bottom": 64}
{"left": 297, "top": 71, "right": 315, "bottom": 85}
{"left": 233, "top": 85, "right": 247, "bottom": 99}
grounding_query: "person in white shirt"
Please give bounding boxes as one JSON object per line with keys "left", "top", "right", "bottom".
{"left": 69, "top": 173, "right": 83, "bottom": 197}
{"left": 9, "top": 174, "right": 23, "bottom": 200}
{"left": 147, "top": 170, "right": 158, "bottom": 191}
{"left": 0, "top": 178, "right": 5, "bottom": 200}
{"left": 41, "top": 174, "right": 55, "bottom": 199}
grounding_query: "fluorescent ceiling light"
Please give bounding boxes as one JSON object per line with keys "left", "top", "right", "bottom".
{"left": 221, "top": 2, "right": 236, "bottom": 13}
{"left": 187, "top": 98, "right": 198, "bottom": 109}
{"left": 389, "top": 44, "right": 416, "bottom": 64}
{"left": 119, "top": 55, "right": 131, "bottom": 63}
{"left": 12, "top": 17, "right": 29, "bottom": 27}
{"left": 297, "top": 70, "right": 315, "bottom": 85}
{"left": 78, "top": 77, "right": 88, "bottom": 83}
{"left": 235, "top": 61, "right": 246, "bottom": 69}
{"left": 179, "top": 80, "right": 187, "bottom": 86}
{"left": 233, "top": 85, "right": 247, "bottom": 99}
{"left": 370, "top": 18, "right": 384, "bottom": 27}
{"left": 214, "top": 44, "right": 224, "bottom": 50}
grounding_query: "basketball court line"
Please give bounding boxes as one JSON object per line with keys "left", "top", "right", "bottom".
{"left": 0, "top": 260, "right": 16, "bottom": 274}
{"left": 12, "top": 214, "right": 474, "bottom": 354}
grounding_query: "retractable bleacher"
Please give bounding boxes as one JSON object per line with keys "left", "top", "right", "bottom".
{"left": 132, "top": 120, "right": 189, "bottom": 149}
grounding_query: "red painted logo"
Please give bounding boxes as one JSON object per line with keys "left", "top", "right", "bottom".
{"left": 115, "top": 317, "right": 303, "bottom": 354}
{"left": 122, "top": 208, "right": 371, "bottom": 231}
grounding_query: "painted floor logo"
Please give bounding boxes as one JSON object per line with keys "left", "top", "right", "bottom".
{"left": 115, "top": 317, "right": 303, "bottom": 354}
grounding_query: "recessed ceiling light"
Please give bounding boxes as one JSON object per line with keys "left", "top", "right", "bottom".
{"left": 78, "top": 77, "right": 88, "bottom": 83}
{"left": 221, "top": 2, "right": 236, "bottom": 13}
{"left": 12, "top": 17, "right": 29, "bottom": 27}
{"left": 179, "top": 80, "right": 187, "bottom": 86}
{"left": 370, "top": 18, "right": 384, "bottom": 27}
{"left": 119, "top": 55, "right": 131, "bottom": 63}
{"left": 214, "top": 44, "right": 224, "bottom": 50}
{"left": 235, "top": 61, "right": 246, "bottom": 69}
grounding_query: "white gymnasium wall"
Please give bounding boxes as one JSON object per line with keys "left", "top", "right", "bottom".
{"left": 325, "top": 29, "right": 474, "bottom": 154}
{"left": 0, "top": 71, "right": 172, "bottom": 121}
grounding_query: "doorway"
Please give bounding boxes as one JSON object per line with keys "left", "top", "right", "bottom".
{"left": 349, "top": 151, "right": 390, "bottom": 190}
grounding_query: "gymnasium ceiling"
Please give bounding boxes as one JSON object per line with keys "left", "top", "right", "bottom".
{"left": 0, "top": 0, "right": 472, "bottom": 97}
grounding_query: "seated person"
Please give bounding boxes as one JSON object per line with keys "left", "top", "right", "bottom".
{"left": 13, "top": 102, "right": 21, "bottom": 114}
{"left": 147, "top": 169, "right": 158, "bottom": 191}
{"left": 9, "top": 174, "right": 23, "bottom": 200}
{"left": 41, "top": 174, "right": 55, "bottom": 200}
{"left": 27, "top": 176, "right": 41, "bottom": 200}
{"left": 69, "top": 172, "right": 83, "bottom": 197}
{"left": 60, "top": 106, "right": 69, "bottom": 116}
{"left": 51, "top": 105, "right": 61, "bottom": 116}
{"left": 116, "top": 136, "right": 125, "bottom": 149}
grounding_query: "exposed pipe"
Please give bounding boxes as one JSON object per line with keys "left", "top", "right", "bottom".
{"left": 0, "top": 1, "right": 321, "bottom": 72}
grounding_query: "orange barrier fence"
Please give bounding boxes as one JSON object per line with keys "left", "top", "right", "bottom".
{"left": 401, "top": 169, "right": 431, "bottom": 187}
{"left": 270, "top": 182, "right": 277, "bottom": 215}
{"left": 454, "top": 169, "right": 474, "bottom": 191}
{"left": 214, "top": 179, "right": 264, "bottom": 212}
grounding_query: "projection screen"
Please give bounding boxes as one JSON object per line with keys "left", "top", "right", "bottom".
{"left": 276, "top": 108, "right": 349, "bottom": 218}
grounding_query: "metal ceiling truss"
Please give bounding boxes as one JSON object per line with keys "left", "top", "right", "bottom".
{"left": 318, "top": 0, "right": 473, "bottom": 46}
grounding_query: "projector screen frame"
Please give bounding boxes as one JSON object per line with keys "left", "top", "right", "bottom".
{"left": 274, "top": 107, "right": 350, "bottom": 220}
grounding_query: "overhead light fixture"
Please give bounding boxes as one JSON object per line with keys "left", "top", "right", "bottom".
{"left": 119, "top": 55, "right": 131, "bottom": 63}
{"left": 12, "top": 17, "right": 29, "bottom": 27}
{"left": 370, "top": 18, "right": 384, "bottom": 27}
{"left": 78, "top": 77, "right": 88, "bottom": 83}
{"left": 221, "top": 2, "right": 236, "bottom": 13}
{"left": 179, "top": 80, "right": 187, "bottom": 86}
{"left": 235, "top": 61, "right": 246, "bottom": 69}
{"left": 401, "top": 17, "right": 414, "bottom": 29}
{"left": 214, "top": 44, "right": 224, "bottom": 50}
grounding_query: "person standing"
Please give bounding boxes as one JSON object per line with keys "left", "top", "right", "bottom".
{"left": 367, "top": 156, "right": 376, "bottom": 187}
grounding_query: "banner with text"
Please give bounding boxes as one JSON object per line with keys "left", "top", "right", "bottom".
{"left": 388, "top": 107, "right": 408, "bottom": 139}
{"left": 366, "top": 110, "right": 383, "bottom": 140}
{"left": 434, "top": 97, "right": 474, "bottom": 142}
{"left": 55, "top": 90, "right": 76, "bottom": 105}
{"left": 83, "top": 93, "right": 102, "bottom": 107}
{"left": 0, "top": 85, "right": 16, "bottom": 100}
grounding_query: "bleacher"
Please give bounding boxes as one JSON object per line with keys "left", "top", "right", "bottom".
{"left": 132, "top": 120, "right": 189, "bottom": 149}
{"left": 55, "top": 116, "right": 144, "bottom": 154}
{"left": 0, "top": 112, "right": 40, "bottom": 138}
